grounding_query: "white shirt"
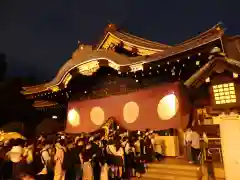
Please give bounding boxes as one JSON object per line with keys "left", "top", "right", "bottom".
{"left": 134, "top": 140, "right": 140, "bottom": 153}
{"left": 8, "top": 146, "right": 23, "bottom": 163}
{"left": 116, "top": 147, "right": 124, "bottom": 156}
{"left": 203, "top": 132, "right": 208, "bottom": 143}
{"left": 106, "top": 144, "right": 115, "bottom": 155}
{"left": 154, "top": 135, "right": 164, "bottom": 154}
{"left": 184, "top": 130, "right": 192, "bottom": 145}
{"left": 23, "top": 146, "right": 33, "bottom": 164}
{"left": 122, "top": 141, "right": 130, "bottom": 154}
{"left": 107, "top": 145, "right": 124, "bottom": 156}
{"left": 41, "top": 145, "right": 51, "bottom": 163}
{"left": 38, "top": 145, "right": 52, "bottom": 175}
{"left": 190, "top": 131, "right": 200, "bottom": 149}
{"left": 151, "top": 138, "right": 155, "bottom": 146}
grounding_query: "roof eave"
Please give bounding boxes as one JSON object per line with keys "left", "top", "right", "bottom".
{"left": 184, "top": 56, "right": 240, "bottom": 88}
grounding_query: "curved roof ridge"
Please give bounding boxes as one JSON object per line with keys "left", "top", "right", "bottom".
{"left": 111, "top": 31, "right": 170, "bottom": 51}
{"left": 176, "top": 24, "right": 223, "bottom": 46}
{"left": 184, "top": 56, "right": 240, "bottom": 88}
{"left": 225, "top": 35, "right": 240, "bottom": 40}
{"left": 22, "top": 84, "right": 45, "bottom": 90}
{"left": 22, "top": 24, "right": 226, "bottom": 94}
{"left": 146, "top": 24, "right": 224, "bottom": 62}
{"left": 117, "top": 30, "right": 171, "bottom": 47}
{"left": 22, "top": 48, "right": 146, "bottom": 93}
{"left": 97, "top": 24, "right": 171, "bottom": 51}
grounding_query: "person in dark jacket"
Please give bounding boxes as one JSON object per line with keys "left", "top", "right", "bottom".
{"left": 91, "top": 137, "right": 102, "bottom": 180}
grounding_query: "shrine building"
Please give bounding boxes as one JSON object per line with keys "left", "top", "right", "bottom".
{"left": 21, "top": 24, "right": 240, "bottom": 170}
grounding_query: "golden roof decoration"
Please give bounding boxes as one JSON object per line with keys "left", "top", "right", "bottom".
{"left": 97, "top": 24, "right": 171, "bottom": 55}
{"left": 33, "top": 100, "right": 58, "bottom": 108}
{"left": 147, "top": 24, "right": 224, "bottom": 62}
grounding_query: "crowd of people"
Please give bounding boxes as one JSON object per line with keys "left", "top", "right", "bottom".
{"left": 0, "top": 128, "right": 165, "bottom": 180}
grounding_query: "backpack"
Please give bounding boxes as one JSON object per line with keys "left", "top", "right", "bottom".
{"left": 33, "top": 152, "right": 44, "bottom": 174}
{"left": 40, "top": 148, "right": 55, "bottom": 171}
{"left": 61, "top": 148, "right": 72, "bottom": 170}
{"left": 25, "top": 149, "right": 33, "bottom": 164}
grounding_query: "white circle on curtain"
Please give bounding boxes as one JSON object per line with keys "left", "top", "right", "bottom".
{"left": 123, "top": 101, "right": 139, "bottom": 123}
{"left": 67, "top": 109, "right": 80, "bottom": 126}
{"left": 157, "top": 94, "right": 179, "bottom": 120}
{"left": 90, "top": 107, "right": 105, "bottom": 125}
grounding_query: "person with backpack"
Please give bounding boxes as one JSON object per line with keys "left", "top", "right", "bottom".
{"left": 99, "top": 139, "right": 108, "bottom": 180}
{"left": 81, "top": 141, "right": 94, "bottom": 180}
{"left": 91, "top": 137, "right": 102, "bottom": 180}
{"left": 64, "top": 140, "right": 78, "bottom": 180}
{"left": 35, "top": 140, "right": 54, "bottom": 180}
{"left": 122, "top": 137, "right": 135, "bottom": 179}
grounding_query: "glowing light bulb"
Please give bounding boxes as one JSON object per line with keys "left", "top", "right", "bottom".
{"left": 233, "top": 72, "right": 238, "bottom": 78}
{"left": 205, "top": 77, "right": 210, "bottom": 83}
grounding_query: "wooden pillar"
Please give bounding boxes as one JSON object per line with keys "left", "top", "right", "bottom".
{"left": 177, "top": 128, "right": 185, "bottom": 156}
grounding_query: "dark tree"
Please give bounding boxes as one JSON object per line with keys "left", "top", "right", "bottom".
{"left": 20, "top": 76, "right": 38, "bottom": 86}
{"left": 0, "top": 78, "right": 40, "bottom": 136}
{"left": 0, "top": 53, "right": 7, "bottom": 81}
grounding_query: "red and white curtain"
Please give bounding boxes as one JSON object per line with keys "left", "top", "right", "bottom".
{"left": 65, "top": 83, "right": 190, "bottom": 133}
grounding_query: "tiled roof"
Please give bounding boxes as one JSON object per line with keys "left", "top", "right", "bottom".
{"left": 22, "top": 24, "right": 225, "bottom": 94}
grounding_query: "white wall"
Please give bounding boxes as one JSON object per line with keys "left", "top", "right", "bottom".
{"left": 220, "top": 118, "right": 240, "bottom": 180}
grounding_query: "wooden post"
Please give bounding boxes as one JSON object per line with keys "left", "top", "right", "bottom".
{"left": 177, "top": 128, "right": 185, "bottom": 156}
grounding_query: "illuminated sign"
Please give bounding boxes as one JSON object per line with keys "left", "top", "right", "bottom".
{"left": 212, "top": 83, "right": 236, "bottom": 105}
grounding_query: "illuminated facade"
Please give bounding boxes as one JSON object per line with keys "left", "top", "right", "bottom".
{"left": 15, "top": 24, "right": 240, "bottom": 179}
{"left": 19, "top": 24, "right": 240, "bottom": 168}
{"left": 20, "top": 24, "right": 240, "bottom": 129}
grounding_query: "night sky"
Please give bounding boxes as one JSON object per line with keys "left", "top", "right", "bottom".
{"left": 0, "top": 0, "right": 239, "bottom": 82}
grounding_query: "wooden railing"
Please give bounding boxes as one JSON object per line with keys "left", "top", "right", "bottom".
{"left": 200, "top": 137, "right": 223, "bottom": 165}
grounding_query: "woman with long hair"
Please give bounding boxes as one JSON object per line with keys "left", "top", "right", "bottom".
{"left": 113, "top": 139, "right": 124, "bottom": 179}
{"left": 81, "top": 141, "right": 94, "bottom": 180}
{"left": 54, "top": 141, "right": 65, "bottom": 180}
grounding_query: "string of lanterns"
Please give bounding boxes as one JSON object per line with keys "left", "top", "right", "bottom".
{"left": 205, "top": 71, "right": 239, "bottom": 83}
{"left": 30, "top": 51, "right": 206, "bottom": 101}
{"left": 34, "top": 44, "right": 235, "bottom": 105}
{"left": 37, "top": 104, "right": 66, "bottom": 111}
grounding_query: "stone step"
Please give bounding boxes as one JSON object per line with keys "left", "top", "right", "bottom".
{"left": 141, "top": 173, "right": 174, "bottom": 180}
{"left": 146, "top": 167, "right": 200, "bottom": 177}
{"left": 214, "top": 167, "right": 225, "bottom": 179}
{"left": 132, "top": 178, "right": 171, "bottom": 180}
{"left": 139, "top": 161, "right": 202, "bottom": 180}
{"left": 141, "top": 173, "right": 200, "bottom": 180}
{"left": 147, "top": 163, "right": 200, "bottom": 171}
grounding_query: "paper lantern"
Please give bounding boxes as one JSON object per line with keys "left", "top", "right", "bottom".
{"left": 157, "top": 94, "right": 179, "bottom": 120}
